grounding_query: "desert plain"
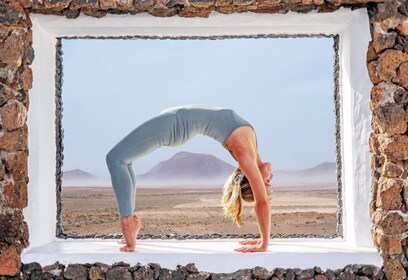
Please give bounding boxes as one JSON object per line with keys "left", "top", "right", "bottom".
{"left": 61, "top": 184, "right": 337, "bottom": 237}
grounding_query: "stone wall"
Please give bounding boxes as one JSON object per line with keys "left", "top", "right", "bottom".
{"left": 0, "top": 0, "right": 407, "bottom": 279}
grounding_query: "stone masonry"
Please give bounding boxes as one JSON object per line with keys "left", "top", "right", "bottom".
{"left": 0, "top": 0, "right": 407, "bottom": 279}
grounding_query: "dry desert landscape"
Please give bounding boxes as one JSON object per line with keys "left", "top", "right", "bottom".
{"left": 61, "top": 184, "right": 337, "bottom": 237}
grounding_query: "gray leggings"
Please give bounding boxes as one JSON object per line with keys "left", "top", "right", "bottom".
{"left": 105, "top": 112, "right": 182, "bottom": 217}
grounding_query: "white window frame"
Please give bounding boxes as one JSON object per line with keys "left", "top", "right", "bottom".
{"left": 22, "top": 8, "right": 381, "bottom": 271}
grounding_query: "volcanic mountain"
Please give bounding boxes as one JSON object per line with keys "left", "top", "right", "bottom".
{"left": 137, "top": 151, "right": 236, "bottom": 186}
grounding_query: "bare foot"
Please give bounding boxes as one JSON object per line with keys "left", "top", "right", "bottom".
{"left": 119, "top": 214, "right": 141, "bottom": 252}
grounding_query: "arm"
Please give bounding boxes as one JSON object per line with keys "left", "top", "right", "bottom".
{"left": 235, "top": 154, "right": 271, "bottom": 252}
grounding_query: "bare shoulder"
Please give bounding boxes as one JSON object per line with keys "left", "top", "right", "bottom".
{"left": 225, "top": 126, "right": 257, "bottom": 153}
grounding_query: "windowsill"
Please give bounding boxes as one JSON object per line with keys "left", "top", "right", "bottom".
{"left": 21, "top": 238, "right": 382, "bottom": 273}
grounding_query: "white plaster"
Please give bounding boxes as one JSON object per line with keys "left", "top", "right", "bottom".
{"left": 22, "top": 239, "right": 382, "bottom": 273}
{"left": 340, "top": 13, "right": 374, "bottom": 247}
{"left": 23, "top": 8, "right": 380, "bottom": 270}
{"left": 25, "top": 21, "right": 58, "bottom": 248}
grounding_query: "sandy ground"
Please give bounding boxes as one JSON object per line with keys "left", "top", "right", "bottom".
{"left": 61, "top": 184, "right": 337, "bottom": 236}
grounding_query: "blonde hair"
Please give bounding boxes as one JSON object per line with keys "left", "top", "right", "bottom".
{"left": 221, "top": 167, "right": 255, "bottom": 227}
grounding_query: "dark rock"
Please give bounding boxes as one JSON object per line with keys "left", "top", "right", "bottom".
{"left": 394, "top": 86, "right": 408, "bottom": 106}
{"left": 184, "top": 263, "right": 198, "bottom": 273}
{"left": 186, "top": 272, "right": 210, "bottom": 280}
{"left": 371, "top": 266, "right": 384, "bottom": 280}
{"left": 38, "top": 271, "right": 55, "bottom": 279}
{"left": 43, "top": 261, "right": 64, "bottom": 277}
{"left": 372, "top": 30, "right": 397, "bottom": 53}
{"left": 149, "top": 263, "right": 161, "bottom": 270}
{"left": 274, "top": 267, "right": 285, "bottom": 278}
{"left": 158, "top": 268, "right": 171, "bottom": 280}
{"left": 234, "top": 269, "right": 252, "bottom": 280}
{"left": 44, "top": 0, "right": 72, "bottom": 10}
{"left": 129, "top": 263, "right": 141, "bottom": 273}
{"left": 313, "top": 266, "right": 324, "bottom": 275}
{"left": 284, "top": 268, "right": 295, "bottom": 280}
{"left": 106, "top": 266, "right": 132, "bottom": 280}
{"left": 64, "top": 264, "right": 88, "bottom": 280}
{"left": 297, "top": 269, "right": 314, "bottom": 280}
{"left": 63, "top": 9, "right": 80, "bottom": 18}
{"left": 372, "top": 0, "right": 400, "bottom": 22}
{"left": 338, "top": 271, "right": 357, "bottom": 280}
{"left": 0, "top": 211, "right": 26, "bottom": 247}
{"left": 23, "top": 42, "right": 34, "bottom": 65}
{"left": 375, "top": 100, "right": 408, "bottom": 135}
{"left": 0, "top": 2, "right": 31, "bottom": 27}
{"left": 112, "top": 261, "right": 130, "bottom": 268}
{"left": 345, "top": 264, "right": 361, "bottom": 274}
{"left": 133, "top": 265, "right": 155, "bottom": 280}
{"left": 324, "top": 269, "right": 336, "bottom": 280}
{"left": 89, "top": 266, "right": 105, "bottom": 280}
{"left": 21, "top": 262, "right": 42, "bottom": 274}
{"left": 252, "top": 266, "right": 273, "bottom": 279}
{"left": 398, "top": 0, "right": 408, "bottom": 16}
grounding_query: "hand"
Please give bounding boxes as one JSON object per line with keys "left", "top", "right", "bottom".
{"left": 235, "top": 238, "right": 268, "bottom": 253}
{"left": 238, "top": 238, "right": 262, "bottom": 246}
{"left": 234, "top": 243, "right": 268, "bottom": 253}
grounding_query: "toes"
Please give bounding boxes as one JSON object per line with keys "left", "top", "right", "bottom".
{"left": 120, "top": 246, "right": 135, "bottom": 252}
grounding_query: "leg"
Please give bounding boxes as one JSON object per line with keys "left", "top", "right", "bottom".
{"left": 105, "top": 113, "right": 176, "bottom": 251}
{"left": 127, "top": 164, "right": 137, "bottom": 213}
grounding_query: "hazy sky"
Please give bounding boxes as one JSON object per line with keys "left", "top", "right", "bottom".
{"left": 61, "top": 37, "right": 336, "bottom": 177}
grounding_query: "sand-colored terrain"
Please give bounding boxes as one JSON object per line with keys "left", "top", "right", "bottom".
{"left": 61, "top": 184, "right": 337, "bottom": 236}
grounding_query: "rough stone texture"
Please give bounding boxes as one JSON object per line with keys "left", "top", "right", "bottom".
{"left": 373, "top": 210, "right": 408, "bottom": 235}
{"left": 0, "top": 30, "right": 25, "bottom": 67}
{"left": 370, "top": 81, "right": 403, "bottom": 111}
{"left": 0, "top": 2, "right": 31, "bottom": 27}
{"left": 0, "top": 210, "right": 29, "bottom": 252}
{"left": 378, "top": 135, "right": 408, "bottom": 161}
{"left": 0, "top": 124, "right": 28, "bottom": 151}
{"left": 89, "top": 265, "right": 105, "bottom": 280}
{"left": 383, "top": 258, "right": 407, "bottom": 280}
{"left": 0, "top": 100, "right": 27, "bottom": 131}
{"left": 367, "top": 60, "right": 380, "bottom": 85}
{"left": 0, "top": 245, "right": 21, "bottom": 276}
{"left": 396, "top": 23, "right": 408, "bottom": 36}
{"left": 372, "top": 28, "right": 397, "bottom": 53}
{"left": 380, "top": 159, "right": 403, "bottom": 178}
{"left": 393, "top": 61, "right": 408, "bottom": 90}
{"left": 375, "top": 101, "right": 408, "bottom": 135}
{"left": 64, "top": 264, "right": 88, "bottom": 280}
{"left": 8, "top": 263, "right": 388, "bottom": 280}
{"left": 377, "top": 49, "right": 408, "bottom": 82}
{"left": 377, "top": 233, "right": 403, "bottom": 255}
{"left": 106, "top": 266, "right": 132, "bottom": 280}
{"left": 376, "top": 177, "right": 404, "bottom": 210}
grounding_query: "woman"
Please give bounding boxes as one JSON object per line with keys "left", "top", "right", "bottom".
{"left": 106, "top": 104, "right": 273, "bottom": 253}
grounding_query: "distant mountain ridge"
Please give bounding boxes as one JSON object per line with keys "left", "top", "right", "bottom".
{"left": 273, "top": 162, "right": 336, "bottom": 186}
{"left": 62, "top": 169, "right": 110, "bottom": 187}
{"left": 62, "top": 151, "right": 337, "bottom": 187}
{"left": 137, "top": 151, "right": 235, "bottom": 185}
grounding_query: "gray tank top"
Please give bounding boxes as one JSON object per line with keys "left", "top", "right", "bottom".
{"left": 159, "top": 104, "right": 254, "bottom": 145}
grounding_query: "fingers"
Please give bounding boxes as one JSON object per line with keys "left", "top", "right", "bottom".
{"left": 239, "top": 239, "right": 259, "bottom": 245}
{"left": 234, "top": 244, "right": 267, "bottom": 253}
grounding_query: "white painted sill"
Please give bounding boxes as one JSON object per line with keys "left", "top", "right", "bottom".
{"left": 21, "top": 238, "right": 382, "bottom": 273}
